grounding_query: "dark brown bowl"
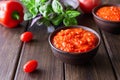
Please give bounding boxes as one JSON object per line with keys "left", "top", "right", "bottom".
{"left": 48, "top": 26, "right": 101, "bottom": 65}
{"left": 92, "top": 4, "right": 120, "bottom": 34}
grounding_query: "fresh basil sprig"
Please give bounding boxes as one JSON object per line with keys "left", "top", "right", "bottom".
{"left": 20, "top": 0, "right": 80, "bottom": 27}
{"left": 65, "top": 10, "right": 80, "bottom": 18}
{"left": 63, "top": 18, "right": 77, "bottom": 26}
{"left": 39, "top": 4, "right": 55, "bottom": 20}
{"left": 63, "top": 10, "right": 80, "bottom": 26}
{"left": 52, "top": 0, "right": 64, "bottom": 14}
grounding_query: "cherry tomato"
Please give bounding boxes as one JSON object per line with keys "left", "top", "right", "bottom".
{"left": 23, "top": 60, "right": 38, "bottom": 73}
{"left": 20, "top": 31, "right": 33, "bottom": 42}
{"left": 79, "top": 0, "right": 101, "bottom": 13}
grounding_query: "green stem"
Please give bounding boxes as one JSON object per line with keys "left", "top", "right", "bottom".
{"left": 12, "top": 11, "right": 20, "bottom": 20}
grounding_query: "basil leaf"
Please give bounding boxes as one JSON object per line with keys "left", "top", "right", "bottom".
{"left": 31, "top": 0, "right": 35, "bottom": 4}
{"left": 42, "top": 19, "right": 51, "bottom": 26}
{"left": 39, "top": 4, "right": 55, "bottom": 20}
{"left": 65, "top": 10, "right": 80, "bottom": 18}
{"left": 52, "top": 15, "right": 64, "bottom": 26}
{"left": 38, "top": 18, "right": 51, "bottom": 27}
{"left": 21, "top": 0, "right": 38, "bottom": 19}
{"left": 24, "top": 12, "right": 34, "bottom": 20}
{"left": 29, "top": 6, "right": 38, "bottom": 16}
{"left": 20, "top": 0, "right": 29, "bottom": 5}
{"left": 22, "top": 1, "right": 33, "bottom": 9}
{"left": 63, "top": 18, "right": 77, "bottom": 26}
{"left": 40, "top": 0, "right": 47, "bottom": 3}
{"left": 52, "top": 0, "right": 63, "bottom": 14}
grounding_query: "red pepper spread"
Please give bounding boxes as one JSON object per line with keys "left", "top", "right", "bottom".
{"left": 96, "top": 6, "right": 120, "bottom": 21}
{"left": 52, "top": 28, "right": 98, "bottom": 53}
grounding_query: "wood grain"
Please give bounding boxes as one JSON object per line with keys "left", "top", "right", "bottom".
{"left": 0, "top": 22, "right": 27, "bottom": 80}
{"left": 99, "top": 0, "right": 120, "bottom": 79}
{"left": 14, "top": 24, "right": 64, "bottom": 80}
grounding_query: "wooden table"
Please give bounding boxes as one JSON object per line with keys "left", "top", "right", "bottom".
{"left": 0, "top": 0, "right": 120, "bottom": 80}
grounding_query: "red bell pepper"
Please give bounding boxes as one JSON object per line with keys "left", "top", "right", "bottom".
{"left": 0, "top": 1, "right": 24, "bottom": 28}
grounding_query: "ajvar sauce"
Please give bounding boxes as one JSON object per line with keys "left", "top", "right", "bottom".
{"left": 52, "top": 28, "right": 98, "bottom": 53}
{"left": 96, "top": 6, "right": 120, "bottom": 21}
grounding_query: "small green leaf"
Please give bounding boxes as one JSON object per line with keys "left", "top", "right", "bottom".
{"left": 65, "top": 10, "right": 80, "bottom": 18}
{"left": 39, "top": 4, "right": 55, "bottom": 20}
{"left": 24, "top": 12, "right": 34, "bottom": 20}
{"left": 40, "top": 0, "right": 47, "bottom": 3}
{"left": 63, "top": 18, "right": 77, "bottom": 26}
{"left": 31, "top": 0, "right": 35, "bottom": 5}
{"left": 43, "top": 19, "right": 51, "bottom": 26}
{"left": 20, "top": 0, "right": 39, "bottom": 20}
{"left": 52, "top": 0, "right": 63, "bottom": 14}
{"left": 52, "top": 15, "right": 64, "bottom": 26}
{"left": 29, "top": 7, "right": 38, "bottom": 16}
{"left": 25, "top": 2, "right": 33, "bottom": 9}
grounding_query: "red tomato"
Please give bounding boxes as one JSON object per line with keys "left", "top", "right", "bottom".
{"left": 79, "top": 0, "right": 101, "bottom": 13}
{"left": 23, "top": 60, "right": 38, "bottom": 73}
{"left": 20, "top": 32, "right": 33, "bottom": 42}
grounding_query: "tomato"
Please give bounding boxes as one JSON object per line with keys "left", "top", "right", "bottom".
{"left": 23, "top": 60, "right": 38, "bottom": 73}
{"left": 79, "top": 0, "right": 101, "bottom": 13}
{"left": 20, "top": 32, "right": 33, "bottom": 42}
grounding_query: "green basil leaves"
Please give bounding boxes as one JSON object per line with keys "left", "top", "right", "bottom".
{"left": 52, "top": 0, "right": 63, "bottom": 14}
{"left": 20, "top": 0, "right": 80, "bottom": 26}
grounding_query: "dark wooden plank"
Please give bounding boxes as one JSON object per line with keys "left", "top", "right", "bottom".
{"left": 0, "top": 22, "right": 27, "bottom": 80}
{"left": 99, "top": 0, "right": 120, "bottom": 79}
{"left": 14, "top": 24, "right": 64, "bottom": 80}
{"left": 65, "top": 14, "right": 116, "bottom": 80}
{"left": 102, "top": 31, "right": 120, "bottom": 79}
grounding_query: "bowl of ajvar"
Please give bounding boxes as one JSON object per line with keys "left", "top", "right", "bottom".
{"left": 48, "top": 25, "right": 101, "bottom": 65}
{"left": 92, "top": 4, "right": 120, "bottom": 34}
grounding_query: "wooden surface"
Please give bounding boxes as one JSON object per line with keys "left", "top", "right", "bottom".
{"left": 0, "top": 0, "right": 120, "bottom": 80}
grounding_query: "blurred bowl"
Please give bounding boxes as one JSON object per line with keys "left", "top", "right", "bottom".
{"left": 48, "top": 26, "right": 101, "bottom": 65}
{"left": 92, "top": 4, "right": 120, "bottom": 34}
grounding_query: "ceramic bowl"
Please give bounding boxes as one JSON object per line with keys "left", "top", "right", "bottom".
{"left": 92, "top": 4, "right": 120, "bottom": 34}
{"left": 48, "top": 26, "right": 101, "bottom": 64}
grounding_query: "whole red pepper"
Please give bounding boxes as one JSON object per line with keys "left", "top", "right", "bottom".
{"left": 0, "top": 1, "right": 24, "bottom": 28}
